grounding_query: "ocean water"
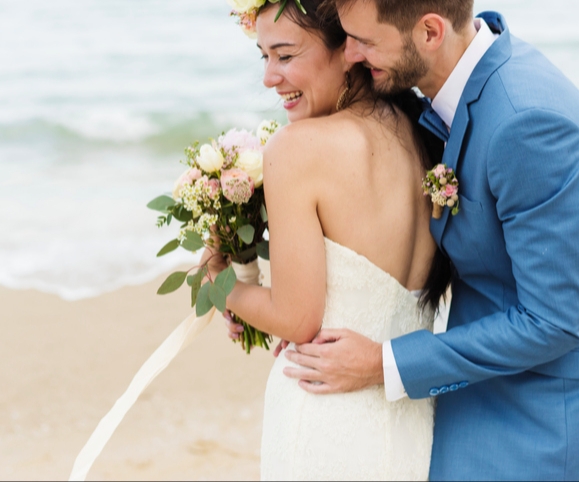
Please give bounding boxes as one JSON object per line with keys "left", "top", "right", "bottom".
{"left": 1, "top": 0, "right": 577, "bottom": 300}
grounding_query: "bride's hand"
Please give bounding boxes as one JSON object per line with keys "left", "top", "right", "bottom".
{"left": 199, "top": 244, "right": 228, "bottom": 282}
{"left": 273, "top": 340, "right": 290, "bottom": 357}
{"left": 223, "top": 309, "right": 244, "bottom": 340}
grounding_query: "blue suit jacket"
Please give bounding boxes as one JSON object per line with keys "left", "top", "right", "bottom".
{"left": 391, "top": 12, "right": 579, "bottom": 481}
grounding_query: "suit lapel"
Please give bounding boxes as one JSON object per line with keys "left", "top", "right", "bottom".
{"left": 430, "top": 12, "right": 512, "bottom": 247}
{"left": 430, "top": 104, "right": 469, "bottom": 246}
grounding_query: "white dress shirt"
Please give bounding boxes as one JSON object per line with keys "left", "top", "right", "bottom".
{"left": 382, "top": 18, "right": 498, "bottom": 402}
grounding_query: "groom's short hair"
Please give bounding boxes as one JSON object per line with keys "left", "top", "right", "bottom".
{"left": 333, "top": 0, "right": 474, "bottom": 33}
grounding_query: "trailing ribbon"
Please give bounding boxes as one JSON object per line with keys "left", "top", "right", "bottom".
{"left": 69, "top": 260, "right": 260, "bottom": 481}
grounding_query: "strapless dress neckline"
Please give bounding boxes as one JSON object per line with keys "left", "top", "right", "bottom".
{"left": 323, "top": 236, "right": 422, "bottom": 300}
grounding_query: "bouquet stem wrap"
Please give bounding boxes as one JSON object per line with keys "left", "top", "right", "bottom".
{"left": 232, "top": 259, "right": 259, "bottom": 284}
{"left": 231, "top": 260, "right": 273, "bottom": 353}
{"left": 68, "top": 263, "right": 264, "bottom": 481}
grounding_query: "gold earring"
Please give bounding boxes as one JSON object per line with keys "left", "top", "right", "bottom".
{"left": 336, "top": 71, "right": 351, "bottom": 112}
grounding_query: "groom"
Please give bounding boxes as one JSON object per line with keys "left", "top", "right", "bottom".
{"left": 282, "top": 0, "right": 579, "bottom": 480}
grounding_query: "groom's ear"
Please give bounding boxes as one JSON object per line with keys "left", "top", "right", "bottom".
{"left": 412, "top": 14, "right": 446, "bottom": 53}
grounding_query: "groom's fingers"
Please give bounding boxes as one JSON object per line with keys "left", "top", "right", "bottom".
{"left": 293, "top": 343, "right": 323, "bottom": 358}
{"left": 284, "top": 348, "right": 324, "bottom": 369}
{"left": 310, "top": 328, "right": 345, "bottom": 344}
{"left": 283, "top": 365, "right": 323, "bottom": 381}
{"left": 297, "top": 380, "right": 334, "bottom": 395}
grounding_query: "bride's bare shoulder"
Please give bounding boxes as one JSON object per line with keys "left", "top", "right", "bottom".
{"left": 264, "top": 113, "right": 371, "bottom": 169}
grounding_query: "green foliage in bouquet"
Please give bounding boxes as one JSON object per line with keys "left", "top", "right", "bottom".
{"left": 147, "top": 120, "right": 280, "bottom": 353}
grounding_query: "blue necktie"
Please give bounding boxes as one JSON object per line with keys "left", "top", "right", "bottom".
{"left": 419, "top": 105, "right": 450, "bottom": 142}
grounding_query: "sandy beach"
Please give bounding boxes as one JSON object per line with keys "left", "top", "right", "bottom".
{"left": 0, "top": 269, "right": 275, "bottom": 481}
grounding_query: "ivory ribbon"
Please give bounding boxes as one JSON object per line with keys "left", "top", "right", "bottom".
{"left": 69, "top": 260, "right": 260, "bottom": 481}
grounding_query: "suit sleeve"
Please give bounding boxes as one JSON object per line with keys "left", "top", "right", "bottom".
{"left": 391, "top": 108, "right": 579, "bottom": 399}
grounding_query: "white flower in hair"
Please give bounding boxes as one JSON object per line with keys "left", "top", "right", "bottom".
{"left": 227, "top": 0, "right": 266, "bottom": 14}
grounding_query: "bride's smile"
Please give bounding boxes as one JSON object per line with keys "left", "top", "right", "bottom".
{"left": 256, "top": 6, "right": 350, "bottom": 122}
{"left": 279, "top": 90, "right": 304, "bottom": 109}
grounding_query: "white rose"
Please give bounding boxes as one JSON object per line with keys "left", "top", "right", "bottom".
{"left": 256, "top": 119, "right": 281, "bottom": 145}
{"left": 227, "top": 0, "right": 266, "bottom": 14}
{"left": 236, "top": 149, "right": 263, "bottom": 187}
{"left": 197, "top": 144, "right": 224, "bottom": 173}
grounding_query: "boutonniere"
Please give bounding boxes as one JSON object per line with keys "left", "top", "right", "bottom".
{"left": 422, "top": 164, "right": 460, "bottom": 219}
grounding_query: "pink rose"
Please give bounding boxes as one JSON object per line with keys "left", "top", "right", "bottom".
{"left": 219, "top": 128, "right": 261, "bottom": 152}
{"left": 444, "top": 184, "right": 458, "bottom": 197}
{"left": 219, "top": 128, "right": 262, "bottom": 167}
{"left": 220, "top": 168, "right": 254, "bottom": 204}
{"left": 433, "top": 164, "right": 447, "bottom": 178}
{"left": 207, "top": 178, "right": 221, "bottom": 200}
{"left": 172, "top": 167, "right": 202, "bottom": 199}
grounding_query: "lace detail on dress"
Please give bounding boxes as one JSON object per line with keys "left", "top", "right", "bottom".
{"left": 260, "top": 237, "right": 435, "bottom": 481}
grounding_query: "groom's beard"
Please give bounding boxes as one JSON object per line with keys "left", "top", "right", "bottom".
{"left": 372, "top": 35, "right": 428, "bottom": 95}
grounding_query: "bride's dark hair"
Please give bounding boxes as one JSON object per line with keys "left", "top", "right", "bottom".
{"left": 259, "top": 0, "right": 452, "bottom": 313}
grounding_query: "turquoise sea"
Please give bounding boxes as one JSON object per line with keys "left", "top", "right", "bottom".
{"left": 1, "top": 0, "right": 577, "bottom": 299}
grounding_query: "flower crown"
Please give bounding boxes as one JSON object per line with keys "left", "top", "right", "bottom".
{"left": 228, "top": 0, "right": 307, "bottom": 38}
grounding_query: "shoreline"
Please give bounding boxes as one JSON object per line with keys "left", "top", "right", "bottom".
{"left": 0, "top": 274, "right": 274, "bottom": 481}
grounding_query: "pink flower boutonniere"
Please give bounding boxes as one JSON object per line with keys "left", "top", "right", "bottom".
{"left": 422, "top": 164, "right": 460, "bottom": 219}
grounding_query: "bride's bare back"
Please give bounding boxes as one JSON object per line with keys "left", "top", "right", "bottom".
{"left": 224, "top": 100, "right": 438, "bottom": 344}
{"left": 314, "top": 104, "right": 435, "bottom": 291}
{"left": 265, "top": 101, "right": 435, "bottom": 285}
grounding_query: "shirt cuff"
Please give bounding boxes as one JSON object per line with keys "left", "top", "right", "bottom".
{"left": 382, "top": 341, "right": 408, "bottom": 401}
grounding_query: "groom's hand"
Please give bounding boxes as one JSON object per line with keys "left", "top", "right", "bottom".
{"left": 283, "top": 329, "right": 383, "bottom": 394}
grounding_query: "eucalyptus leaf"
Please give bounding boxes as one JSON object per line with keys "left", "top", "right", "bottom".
{"left": 214, "top": 266, "right": 237, "bottom": 296}
{"left": 196, "top": 282, "right": 213, "bottom": 316}
{"left": 172, "top": 205, "right": 193, "bottom": 222}
{"left": 147, "top": 195, "right": 176, "bottom": 213}
{"left": 260, "top": 204, "right": 268, "bottom": 223}
{"left": 257, "top": 240, "right": 270, "bottom": 260}
{"left": 156, "top": 239, "right": 180, "bottom": 257}
{"left": 157, "top": 271, "right": 187, "bottom": 295}
{"left": 188, "top": 270, "right": 204, "bottom": 307}
{"left": 209, "top": 283, "right": 227, "bottom": 313}
{"left": 187, "top": 267, "right": 205, "bottom": 286}
{"left": 181, "top": 231, "right": 204, "bottom": 252}
{"left": 237, "top": 225, "right": 255, "bottom": 245}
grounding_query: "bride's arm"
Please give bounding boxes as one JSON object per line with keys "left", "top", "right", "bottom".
{"left": 220, "top": 126, "right": 327, "bottom": 345}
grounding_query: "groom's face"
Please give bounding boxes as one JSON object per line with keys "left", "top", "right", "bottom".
{"left": 339, "top": 0, "right": 428, "bottom": 94}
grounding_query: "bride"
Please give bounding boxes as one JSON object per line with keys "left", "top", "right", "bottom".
{"left": 207, "top": 0, "right": 451, "bottom": 479}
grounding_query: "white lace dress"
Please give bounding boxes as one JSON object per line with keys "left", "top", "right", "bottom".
{"left": 260, "top": 238, "right": 435, "bottom": 481}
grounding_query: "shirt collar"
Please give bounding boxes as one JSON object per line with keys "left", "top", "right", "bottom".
{"left": 431, "top": 18, "right": 498, "bottom": 129}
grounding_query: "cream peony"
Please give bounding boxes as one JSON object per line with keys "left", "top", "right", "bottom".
{"left": 236, "top": 149, "right": 264, "bottom": 187}
{"left": 227, "top": 0, "right": 266, "bottom": 14}
{"left": 197, "top": 144, "right": 225, "bottom": 173}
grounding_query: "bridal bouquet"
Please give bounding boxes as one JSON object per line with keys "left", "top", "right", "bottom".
{"left": 147, "top": 119, "right": 281, "bottom": 353}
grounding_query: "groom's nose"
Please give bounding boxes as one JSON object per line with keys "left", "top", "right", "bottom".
{"left": 345, "top": 37, "right": 367, "bottom": 64}
{"left": 263, "top": 61, "right": 283, "bottom": 89}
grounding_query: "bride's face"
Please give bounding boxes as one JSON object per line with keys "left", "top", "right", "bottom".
{"left": 256, "top": 7, "right": 349, "bottom": 122}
